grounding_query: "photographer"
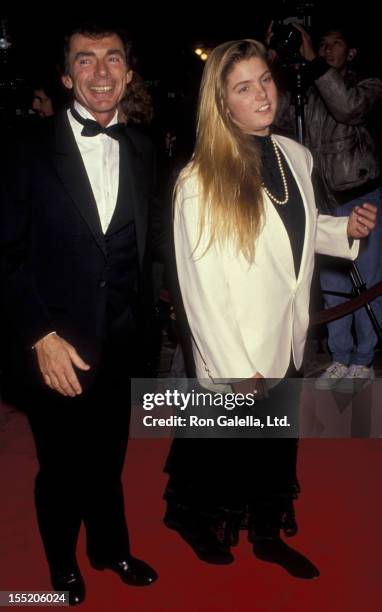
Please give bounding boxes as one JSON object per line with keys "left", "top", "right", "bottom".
{"left": 268, "top": 23, "right": 382, "bottom": 389}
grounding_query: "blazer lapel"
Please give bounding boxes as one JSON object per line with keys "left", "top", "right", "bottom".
{"left": 263, "top": 193, "right": 296, "bottom": 281}
{"left": 272, "top": 135, "right": 315, "bottom": 284}
{"left": 51, "top": 111, "right": 106, "bottom": 257}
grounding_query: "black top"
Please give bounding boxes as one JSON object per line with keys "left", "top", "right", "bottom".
{"left": 254, "top": 135, "right": 306, "bottom": 278}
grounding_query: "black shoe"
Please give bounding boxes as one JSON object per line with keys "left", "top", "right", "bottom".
{"left": 176, "top": 528, "right": 234, "bottom": 565}
{"left": 253, "top": 538, "right": 320, "bottom": 579}
{"left": 51, "top": 567, "right": 85, "bottom": 606}
{"left": 164, "top": 505, "right": 234, "bottom": 565}
{"left": 90, "top": 556, "right": 158, "bottom": 586}
{"left": 281, "top": 502, "right": 298, "bottom": 538}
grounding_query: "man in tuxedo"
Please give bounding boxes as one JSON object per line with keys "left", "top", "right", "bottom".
{"left": 1, "top": 23, "right": 157, "bottom": 605}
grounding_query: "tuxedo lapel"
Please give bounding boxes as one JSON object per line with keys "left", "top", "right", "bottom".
{"left": 106, "top": 134, "right": 134, "bottom": 236}
{"left": 107, "top": 132, "right": 148, "bottom": 269}
{"left": 51, "top": 111, "right": 106, "bottom": 257}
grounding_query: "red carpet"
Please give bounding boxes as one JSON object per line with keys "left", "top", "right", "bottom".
{"left": 1, "top": 401, "right": 382, "bottom": 611}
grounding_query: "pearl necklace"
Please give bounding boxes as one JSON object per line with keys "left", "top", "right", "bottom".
{"left": 262, "top": 136, "right": 289, "bottom": 206}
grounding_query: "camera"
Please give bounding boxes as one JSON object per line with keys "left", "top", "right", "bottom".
{"left": 270, "top": 21, "right": 303, "bottom": 63}
{"left": 269, "top": 1, "right": 315, "bottom": 64}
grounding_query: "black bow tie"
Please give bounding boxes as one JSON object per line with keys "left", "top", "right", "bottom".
{"left": 70, "top": 107, "right": 125, "bottom": 140}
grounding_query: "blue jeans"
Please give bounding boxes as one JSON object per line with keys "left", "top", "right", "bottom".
{"left": 320, "top": 188, "right": 382, "bottom": 366}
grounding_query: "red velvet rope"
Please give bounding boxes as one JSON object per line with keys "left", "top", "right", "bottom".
{"left": 310, "top": 282, "right": 382, "bottom": 326}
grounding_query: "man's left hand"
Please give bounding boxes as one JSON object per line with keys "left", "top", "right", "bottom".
{"left": 347, "top": 203, "right": 377, "bottom": 238}
{"left": 293, "top": 23, "right": 316, "bottom": 62}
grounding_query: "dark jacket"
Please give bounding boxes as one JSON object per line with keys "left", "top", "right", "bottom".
{"left": 275, "top": 63, "right": 382, "bottom": 210}
{"left": 0, "top": 110, "right": 156, "bottom": 391}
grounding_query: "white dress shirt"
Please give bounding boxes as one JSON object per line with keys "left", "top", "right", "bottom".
{"left": 67, "top": 101, "right": 120, "bottom": 233}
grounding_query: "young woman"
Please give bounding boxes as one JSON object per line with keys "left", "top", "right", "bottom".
{"left": 164, "top": 39, "right": 376, "bottom": 578}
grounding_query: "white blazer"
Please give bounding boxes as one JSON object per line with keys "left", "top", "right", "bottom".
{"left": 174, "top": 135, "right": 359, "bottom": 381}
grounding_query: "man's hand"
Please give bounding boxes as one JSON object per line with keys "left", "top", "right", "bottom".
{"left": 264, "top": 21, "right": 278, "bottom": 62}
{"left": 265, "top": 20, "right": 274, "bottom": 47}
{"left": 347, "top": 203, "right": 377, "bottom": 238}
{"left": 293, "top": 23, "right": 316, "bottom": 62}
{"left": 34, "top": 333, "right": 90, "bottom": 397}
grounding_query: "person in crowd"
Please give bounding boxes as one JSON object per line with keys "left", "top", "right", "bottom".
{"left": 270, "top": 24, "right": 382, "bottom": 391}
{"left": 30, "top": 70, "right": 68, "bottom": 118}
{"left": 31, "top": 86, "right": 55, "bottom": 118}
{"left": 0, "top": 23, "right": 158, "bottom": 605}
{"left": 119, "top": 71, "right": 154, "bottom": 128}
{"left": 164, "top": 38, "right": 376, "bottom": 578}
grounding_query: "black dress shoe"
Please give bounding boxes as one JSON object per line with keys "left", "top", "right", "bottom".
{"left": 51, "top": 567, "right": 85, "bottom": 606}
{"left": 90, "top": 556, "right": 158, "bottom": 586}
{"left": 253, "top": 538, "right": 320, "bottom": 579}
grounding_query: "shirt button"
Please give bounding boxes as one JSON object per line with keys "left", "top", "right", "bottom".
{"left": 99, "top": 280, "right": 107, "bottom": 288}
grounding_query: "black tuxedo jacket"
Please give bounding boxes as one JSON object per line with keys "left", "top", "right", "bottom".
{"left": 0, "top": 110, "right": 156, "bottom": 391}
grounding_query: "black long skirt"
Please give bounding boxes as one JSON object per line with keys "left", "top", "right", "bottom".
{"left": 163, "top": 365, "right": 301, "bottom": 546}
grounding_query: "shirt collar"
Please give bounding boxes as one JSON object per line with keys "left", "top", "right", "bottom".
{"left": 73, "top": 100, "right": 118, "bottom": 126}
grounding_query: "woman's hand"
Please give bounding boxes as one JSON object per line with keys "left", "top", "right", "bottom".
{"left": 232, "top": 373, "right": 266, "bottom": 398}
{"left": 347, "top": 203, "right": 377, "bottom": 238}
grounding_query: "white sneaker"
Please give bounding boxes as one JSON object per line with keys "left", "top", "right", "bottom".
{"left": 336, "top": 364, "right": 375, "bottom": 394}
{"left": 315, "top": 361, "right": 349, "bottom": 390}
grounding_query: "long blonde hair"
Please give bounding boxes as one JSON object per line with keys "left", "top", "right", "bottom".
{"left": 185, "top": 39, "right": 270, "bottom": 262}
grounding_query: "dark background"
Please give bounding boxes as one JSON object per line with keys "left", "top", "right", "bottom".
{"left": 3, "top": 3, "right": 381, "bottom": 73}
{"left": 2, "top": 2, "right": 381, "bottom": 95}
{"left": 1, "top": 2, "right": 381, "bottom": 158}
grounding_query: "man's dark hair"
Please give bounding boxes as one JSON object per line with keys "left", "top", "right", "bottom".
{"left": 61, "top": 22, "right": 132, "bottom": 74}
{"left": 31, "top": 68, "right": 70, "bottom": 111}
{"left": 316, "top": 23, "right": 358, "bottom": 49}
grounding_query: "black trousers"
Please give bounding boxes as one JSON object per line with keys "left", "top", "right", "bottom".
{"left": 26, "top": 331, "right": 137, "bottom": 573}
